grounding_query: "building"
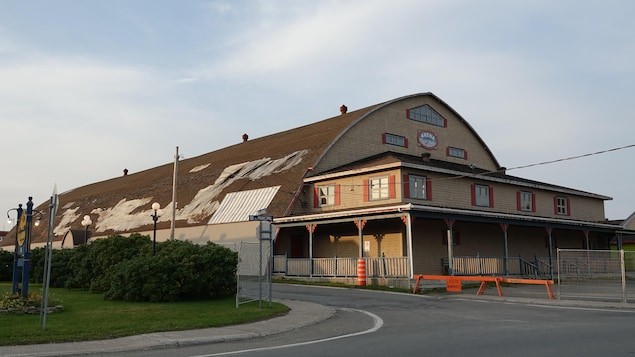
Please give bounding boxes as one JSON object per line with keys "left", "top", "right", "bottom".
{"left": 2, "top": 93, "right": 632, "bottom": 285}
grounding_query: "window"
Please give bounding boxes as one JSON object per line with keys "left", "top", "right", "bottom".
{"left": 446, "top": 146, "right": 467, "bottom": 159}
{"left": 403, "top": 174, "right": 431, "bottom": 200}
{"left": 364, "top": 176, "right": 396, "bottom": 201}
{"left": 517, "top": 191, "right": 535, "bottom": 212}
{"left": 382, "top": 133, "right": 408, "bottom": 148}
{"left": 554, "top": 196, "right": 570, "bottom": 215}
{"left": 370, "top": 177, "right": 389, "bottom": 200}
{"left": 313, "top": 184, "right": 340, "bottom": 208}
{"left": 471, "top": 184, "right": 493, "bottom": 207}
{"left": 407, "top": 105, "right": 446, "bottom": 127}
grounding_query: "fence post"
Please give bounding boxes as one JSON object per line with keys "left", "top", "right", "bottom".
{"left": 334, "top": 254, "right": 338, "bottom": 277}
{"left": 284, "top": 252, "right": 288, "bottom": 275}
{"left": 621, "top": 249, "right": 627, "bottom": 303}
{"left": 477, "top": 252, "right": 482, "bottom": 275}
{"left": 382, "top": 252, "right": 387, "bottom": 277}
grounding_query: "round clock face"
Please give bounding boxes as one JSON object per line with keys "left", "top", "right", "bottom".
{"left": 417, "top": 130, "right": 437, "bottom": 149}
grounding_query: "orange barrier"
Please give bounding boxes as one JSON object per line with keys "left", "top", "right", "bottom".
{"left": 357, "top": 258, "right": 366, "bottom": 286}
{"left": 413, "top": 275, "right": 555, "bottom": 299}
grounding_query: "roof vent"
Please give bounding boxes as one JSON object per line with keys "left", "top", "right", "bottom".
{"left": 242, "top": 133, "right": 248, "bottom": 142}
{"left": 340, "top": 104, "right": 348, "bottom": 115}
{"left": 421, "top": 152, "right": 431, "bottom": 162}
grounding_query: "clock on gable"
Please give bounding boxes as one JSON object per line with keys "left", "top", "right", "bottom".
{"left": 417, "top": 130, "right": 438, "bottom": 149}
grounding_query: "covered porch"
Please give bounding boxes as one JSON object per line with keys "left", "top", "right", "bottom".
{"left": 272, "top": 204, "right": 620, "bottom": 284}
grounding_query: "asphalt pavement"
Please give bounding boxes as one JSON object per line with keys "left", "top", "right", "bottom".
{"left": 2, "top": 284, "right": 634, "bottom": 357}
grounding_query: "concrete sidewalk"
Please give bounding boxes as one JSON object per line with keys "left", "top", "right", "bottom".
{"left": 0, "top": 299, "right": 335, "bottom": 357}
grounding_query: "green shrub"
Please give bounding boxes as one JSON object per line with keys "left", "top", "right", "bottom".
{"left": 30, "top": 247, "right": 79, "bottom": 288}
{"left": 88, "top": 233, "right": 152, "bottom": 293}
{"left": 8, "top": 234, "right": 237, "bottom": 302}
{"left": 101, "top": 240, "right": 238, "bottom": 302}
{"left": 0, "top": 250, "right": 13, "bottom": 282}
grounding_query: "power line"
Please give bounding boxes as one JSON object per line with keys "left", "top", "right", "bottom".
{"left": 504, "top": 143, "right": 635, "bottom": 172}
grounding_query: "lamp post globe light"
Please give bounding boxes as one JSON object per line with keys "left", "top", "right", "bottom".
{"left": 151, "top": 202, "right": 162, "bottom": 256}
{"left": 81, "top": 215, "right": 92, "bottom": 245}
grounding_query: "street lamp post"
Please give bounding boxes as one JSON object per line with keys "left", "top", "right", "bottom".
{"left": 81, "top": 215, "right": 92, "bottom": 244}
{"left": 151, "top": 202, "right": 162, "bottom": 256}
{"left": 7, "top": 197, "right": 43, "bottom": 297}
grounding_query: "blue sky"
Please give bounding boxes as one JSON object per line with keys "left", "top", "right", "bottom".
{"left": 1, "top": 0, "right": 634, "bottom": 229}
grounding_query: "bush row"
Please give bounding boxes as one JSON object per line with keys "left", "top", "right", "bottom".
{"left": 3, "top": 234, "right": 237, "bottom": 302}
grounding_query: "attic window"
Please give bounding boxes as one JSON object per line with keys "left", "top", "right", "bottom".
{"left": 382, "top": 133, "right": 408, "bottom": 148}
{"left": 407, "top": 105, "right": 446, "bottom": 127}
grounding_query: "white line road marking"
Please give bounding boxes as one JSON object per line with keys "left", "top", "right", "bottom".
{"left": 192, "top": 308, "right": 384, "bottom": 357}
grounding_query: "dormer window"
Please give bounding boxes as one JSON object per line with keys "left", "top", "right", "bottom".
{"left": 407, "top": 105, "right": 447, "bottom": 127}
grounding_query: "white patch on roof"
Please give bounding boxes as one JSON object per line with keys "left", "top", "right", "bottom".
{"left": 179, "top": 149, "right": 307, "bottom": 224}
{"left": 92, "top": 197, "right": 153, "bottom": 233}
{"left": 208, "top": 186, "right": 280, "bottom": 224}
{"left": 62, "top": 202, "right": 75, "bottom": 209}
{"left": 190, "top": 163, "right": 210, "bottom": 173}
{"left": 54, "top": 149, "right": 307, "bottom": 234}
{"left": 53, "top": 207, "right": 80, "bottom": 236}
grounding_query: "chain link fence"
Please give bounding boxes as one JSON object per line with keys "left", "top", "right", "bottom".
{"left": 218, "top": 240, "right": 272, "bottom": 308}
{"left": 557, "top": 249, "right": 635, "bottom": 303}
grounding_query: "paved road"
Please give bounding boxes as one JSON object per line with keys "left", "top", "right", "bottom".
{"left": 116, "top": 284, "right": 635, "bottom": 357}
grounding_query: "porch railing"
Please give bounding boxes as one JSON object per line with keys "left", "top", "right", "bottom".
{"left": 274, "top": 254, "right": 553, "bottom": 279}
{"left": 447, "top": 255, "right": 553, "bottom": 278}
{"left": 273, "top": 254, "right": 409, "bottom": 278}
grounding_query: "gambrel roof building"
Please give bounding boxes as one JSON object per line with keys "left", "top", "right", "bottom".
{"left": 4, "top": 93, "right": 632, "bottom": 283}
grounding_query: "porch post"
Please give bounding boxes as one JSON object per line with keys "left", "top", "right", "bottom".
{"left": 545, "top": 226, "right": 554, "bottom": 279}
{"left": 617, "top": 232, "right": 623, "bottom": 250}
{"left": 444, "top": 219, "right": 455, "bottom": 276}
{"left": 406, "top": 214, "right": 414, "bottom": 279}
{"left": 306, "top": 224, "right": 316, "bottom": 277}
{"left": 355, "top": 220, "right": 367, "bottom": 258}
{"left": 500, "top": 223, "right": 509, "bottom": 276}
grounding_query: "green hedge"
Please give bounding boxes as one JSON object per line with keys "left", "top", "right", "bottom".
{"left": 9, "top": 234, "right": 237, "bottom": 302}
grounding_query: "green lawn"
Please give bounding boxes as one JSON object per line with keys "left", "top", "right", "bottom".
{"left": 0, "top": 283, "right": 288, "bottom": 346}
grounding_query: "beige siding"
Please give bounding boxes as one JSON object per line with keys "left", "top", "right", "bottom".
{"left": 315, "top": 95, "right": 499, "bottom": 174}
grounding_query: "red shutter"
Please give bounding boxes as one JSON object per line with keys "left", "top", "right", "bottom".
{"left": 471, "top": 184, "right": 476, "bottom": 206}
{"left": 464, "top": 150, "right": 468, "bottom": 160}
{"left": 553, "top": 197, "right": 558, "bottom": 214}
{"left": 313, "top": 187, "right": 319, "bottom": 208}
{"left": 363, "top": 180, "right": 369, "bottom": 202}
{"left": 389, "top": 175, "right": 396, "bottom": 198}
{"left": 532, "top": 193, "right": 536, "bottom": 212}
{"left": 403, "top": 175, "right": 410, "bottom": 198}
{"left": 445, "top": 147, "right": 450, "bottom": 156}
{"left": 426, "top": 178, "right": 432, "bottom": 200}
{"left": 334, "top": 184, "right": 341, "bottom": 206}
{"left": 443, "top": 117, "right": 448, "bottom": 127}
{"left": 406, "top": 109, "right": 410, "bottom": 119}
{"left": 566, "top": 198, "right": 571, "bottom": 215}
{"left": 516, "top": 191, "right": 521, "bottom": 211}
{"left": 381, "top": 133, "right": 386, "bottom": 144}
{"left": 489, "top": 187, "right": 494, "bottom": 207}
{"left": 404, "top": 138, "right": 409, "bottom": 148}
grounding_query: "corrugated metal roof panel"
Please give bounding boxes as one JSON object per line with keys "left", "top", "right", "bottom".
{"left": 207, "top": 186, "right": 280, "bottom": 224}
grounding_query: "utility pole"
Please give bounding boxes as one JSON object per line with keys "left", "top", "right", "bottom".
{"left": 170, "top": 146, "right": 179, "bottom": 240}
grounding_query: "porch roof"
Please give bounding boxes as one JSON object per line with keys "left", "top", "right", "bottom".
{"left": 274, "top": 203, "right": 626, "bottom": 234}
